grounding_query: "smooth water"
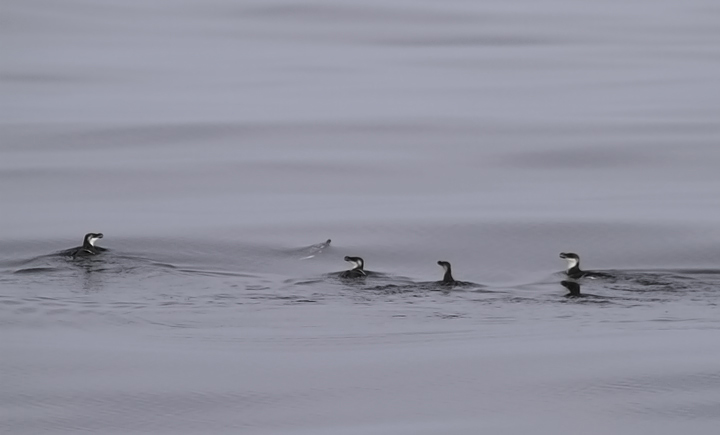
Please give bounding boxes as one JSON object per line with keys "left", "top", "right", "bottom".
{"left": 2, "top": 1, "right": 720, "bottom": 433}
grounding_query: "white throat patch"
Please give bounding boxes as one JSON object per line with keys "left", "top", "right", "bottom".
{"left": 88, "top": 236, "right": 100, "bottom": 247}
{"left": 347, "top": 259, "right": 363, "bottom": 270}
{"left": 564, "top": 257, "right": 578, "bottom": 270}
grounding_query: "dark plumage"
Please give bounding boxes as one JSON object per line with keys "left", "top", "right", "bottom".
{"left": 437, "top": 260, "right": 455, "bottom": 284}
{"left": 559, "top": 252, "right": 583, "bottom": 278}
{"left": 559, "top": 252, "right": 610, "bottom": 279}
{"left": 339, "top": 256, "right": 366, "bottom": 279}
{"left": 62, "top": 233, "right": 106, "bottom": 258}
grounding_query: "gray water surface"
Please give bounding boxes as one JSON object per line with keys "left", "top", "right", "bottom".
{"left": 2, "top": 1, "right": 720, "bottom": 434}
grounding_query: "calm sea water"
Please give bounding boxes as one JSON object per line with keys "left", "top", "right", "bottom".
{"left": 2, "top": 1, "right": 720, "bottom": 433}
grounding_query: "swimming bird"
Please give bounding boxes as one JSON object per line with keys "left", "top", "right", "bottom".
{"left": 437, "top": 260, "right": 456, "bottom": 285}
{"left": 339, "top": 256, "right": 366, "bottom": 278}
{"left": 559, "top": 252, "right": 609, "bottom": 279}
{"left": 298, "top": 239, "right": 332, "bottom": 259}
{"left": 61, "top": 233, "right": 107, "bottom": 258}
{"left": 433, "top": 260, "right": 480, "bottom": 289}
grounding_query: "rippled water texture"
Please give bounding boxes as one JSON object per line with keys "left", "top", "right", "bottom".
{"left": 2, "top": 0, "right": 720, "bottom": 433}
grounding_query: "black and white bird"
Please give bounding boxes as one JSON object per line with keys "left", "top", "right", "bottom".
{"left": 340, "top": 256, "right": 366, "bottom": 279}
{"left": 559, "top": 252, "right": 610, "bottom": 279}
{"left": 60, "top": 233, "right": 107, "bottom": 258}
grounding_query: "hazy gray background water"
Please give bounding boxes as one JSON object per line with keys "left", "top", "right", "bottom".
{"left": 2, "top": 1, "right": 720, "bottom": 433}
